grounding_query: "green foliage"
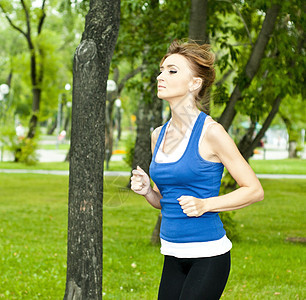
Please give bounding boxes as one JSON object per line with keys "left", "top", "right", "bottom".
{"left": 1, "top": 0, "right": 303, "bottom": 145}
{"left": 112, "top": 0, "right": 190, "bottom": 107}
{"left": 14, "top": 137, "right": 38, "bottom": 165}
{"left": 0, "top": 0, "right": 79, "bottom": 132}
{"left": 0, "top": 125, "right": 38, "bottom": 165}
{"left": 279, "top": 95, "right": 305, "bottom": 145}
{"left": 0, "top": 125, "right": 16, "bottom": 151}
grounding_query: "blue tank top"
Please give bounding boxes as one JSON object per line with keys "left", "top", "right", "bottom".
{"left": 149, "top": 112, "right": 226, "bottom": 243}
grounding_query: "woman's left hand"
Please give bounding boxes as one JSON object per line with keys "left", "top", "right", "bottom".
{"left": 177, "top": 196, "right": 208, "bottom": 217}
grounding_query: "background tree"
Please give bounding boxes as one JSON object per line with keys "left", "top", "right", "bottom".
{"left": 63, "top": 0, "right": 120, "bottom": 299}
{"left": 0, "top": 0, "right": 48, "bottom": 138}
{"left": 233, "top": 1, "right": 304, "bottom": 161}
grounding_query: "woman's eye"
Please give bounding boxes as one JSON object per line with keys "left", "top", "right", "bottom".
{"left": 169, "top": 70, "right": 177, "bottom": 74}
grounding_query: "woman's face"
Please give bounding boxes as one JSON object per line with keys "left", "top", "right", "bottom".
{"left": 157, "top": 54, "right": 195, "bottom": 102}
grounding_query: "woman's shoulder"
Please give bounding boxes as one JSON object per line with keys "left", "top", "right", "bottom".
{"left": 200, "top": 117, "right": 230, "bottom": 146}
{"left": 151, "top": 125, "right": 163, "bottom": 152}
{"left": 203, "top": 119, "right": 236, "bottom": 155}
{"left": 151, "top": 125, "right": 163, "bottom": 142}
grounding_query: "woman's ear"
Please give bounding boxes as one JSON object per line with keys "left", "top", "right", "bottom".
{"left": 190, "top": 77, "right": 202, "bottom": 92}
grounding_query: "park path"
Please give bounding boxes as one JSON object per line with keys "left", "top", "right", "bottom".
{"left": 0, "top": 169, "right": 306, "bottom": 179}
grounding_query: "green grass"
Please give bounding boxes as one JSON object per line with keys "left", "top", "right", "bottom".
{"left": 0, "top": 161, "right": 70, "bottom": 170}
{"left": 0, "top": 174, "right": 69, "bottom": 299}
{"left": 0, "top": 174, "right": 305, "bottom": 299}
{"left": 0, "top": 159, "right": 130, "bottom": 172}
{"left": 37, "top": 143, "right": 70, "bottom": 151}
{"left": 249, "top": 158, "right": 306, "bottom": 175}
{"left": 1, "top": 158, "right": 305, "bottom": 176}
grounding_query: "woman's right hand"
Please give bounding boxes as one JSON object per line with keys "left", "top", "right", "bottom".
{"left": 131, "top": 166, "right": 151, "bottom": 196}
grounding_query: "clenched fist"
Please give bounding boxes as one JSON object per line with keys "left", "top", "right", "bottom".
{"left": 178, "top": 195, "right": 208, "bottom": 217}
{"left": 131, "top": 166, "right": 151, "bottom": 196}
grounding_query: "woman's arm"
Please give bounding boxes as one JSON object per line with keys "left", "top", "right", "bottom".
{"left": 130, "top": 127, "right": 163, "bottom": 209}
{"left": 178, "top": 123, "right": 264, "bottom": 217}
{"left": 131, "top": 166, "right": 162, "bottom": 209}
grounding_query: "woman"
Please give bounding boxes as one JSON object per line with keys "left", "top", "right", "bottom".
{"left": 131, "top": 40, "right": 264, "bottom": 300}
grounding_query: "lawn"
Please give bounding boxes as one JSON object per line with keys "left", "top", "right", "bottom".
{"left": 249, "top": 158, "right": 306, "bottom": 175}
{"left": 1, "top": 158, "right": 306, "bottom": 175}
{"left": 0, "top": 160, "right": 129, "bottom": 172}
{"left": 0, "top": 174, "right": 305, "bottom": 299}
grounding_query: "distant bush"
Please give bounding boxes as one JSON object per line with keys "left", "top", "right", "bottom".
{"left": 14, "top": 137, "right": 38, "bottom": 165}
{"left": 0, "top": 126, "right": 38, "bottom": 165}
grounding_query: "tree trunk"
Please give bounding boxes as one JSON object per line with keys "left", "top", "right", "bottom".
{"left": 188, "top": 0, "right": 208, "bottom": 44}
{"left": 131, "top": 97, "right": 154, "bottom": 174}
{"left": 288, "top": 141, "right": 298, "bottom": 158}
{"left": 27, "top": 87, "right": 41, "bottom": 138}
{"left": 105, "top": 97, "right": 115, "bottom": 169}
{"left": 188, "top": 0, "right": 210, "bottom": 114}
{"left": 219, "top": 4, "right": 281, "bottom": 131}
{"left": 240, "top": 96, "right": 282, "bottom": 161}
{"left": 63, "top": 1, "right": 120, "bottom": 299}
{"left": 47, "top": 115, "right": 57, "bottom": 135}
{"left": 280, "top": 112, "right": 299, "bottom": 159}
{"left": 238, "top": 119, "right": 256, "bottom": 159}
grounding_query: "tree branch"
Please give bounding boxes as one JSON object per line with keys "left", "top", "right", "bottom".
{"left": 247, "top": 95, "right": 282, "bottom": 159}
{"left": 37, "top": 0, "right": 47, "bottom": 34}
{"left": 118, "top": 66, "right": 143, "bottom": 94}
{"left": 0, "top": 3, "right": 27, "bottom": 38}
{"left": 20, "top": 0, "right": 31, "bottom": 38}
{"left": 216, "top": 0, "right": 253, "bottom": 45}
{"left": 218, "top": 3, "right": 281, "bottom": 130}
{"left": 215, "top": 69, "right": 234, "bottom": 87}
{"left": 231, "top": 1, "right": 253, "bottom": 46}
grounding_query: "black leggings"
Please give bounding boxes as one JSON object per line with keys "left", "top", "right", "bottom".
{"left": 158, "top": 251, "right": 231, "bottom": 300}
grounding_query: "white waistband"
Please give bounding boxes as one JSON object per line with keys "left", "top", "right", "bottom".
{"left": 160, "top": 235, "right": 232, "bottom": 258}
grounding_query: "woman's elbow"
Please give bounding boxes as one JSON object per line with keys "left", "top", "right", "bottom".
{"left": 254, "top": 185, "right": 264, "bottom": 203}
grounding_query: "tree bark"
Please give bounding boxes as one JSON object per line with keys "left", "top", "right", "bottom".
{"left": 63, "top": 1, "right": 120, "bottom": 299}
{"left": 219, "top": 4, "right": 281, "bottom": 131}
{"left": 188, "top": 0, "right": 208, "bottom": 44}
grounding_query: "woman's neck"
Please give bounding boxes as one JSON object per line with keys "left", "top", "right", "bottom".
{"left": 169, "top": 95, "right": 200, "bottom": 131}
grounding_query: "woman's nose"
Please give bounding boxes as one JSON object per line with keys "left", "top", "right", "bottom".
{"left": 157, "top": 72, "right": 163, "bottom": 81}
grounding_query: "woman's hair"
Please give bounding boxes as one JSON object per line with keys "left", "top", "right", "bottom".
{"left": 160, "top": 39, "right": 215, "bottom": 113}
